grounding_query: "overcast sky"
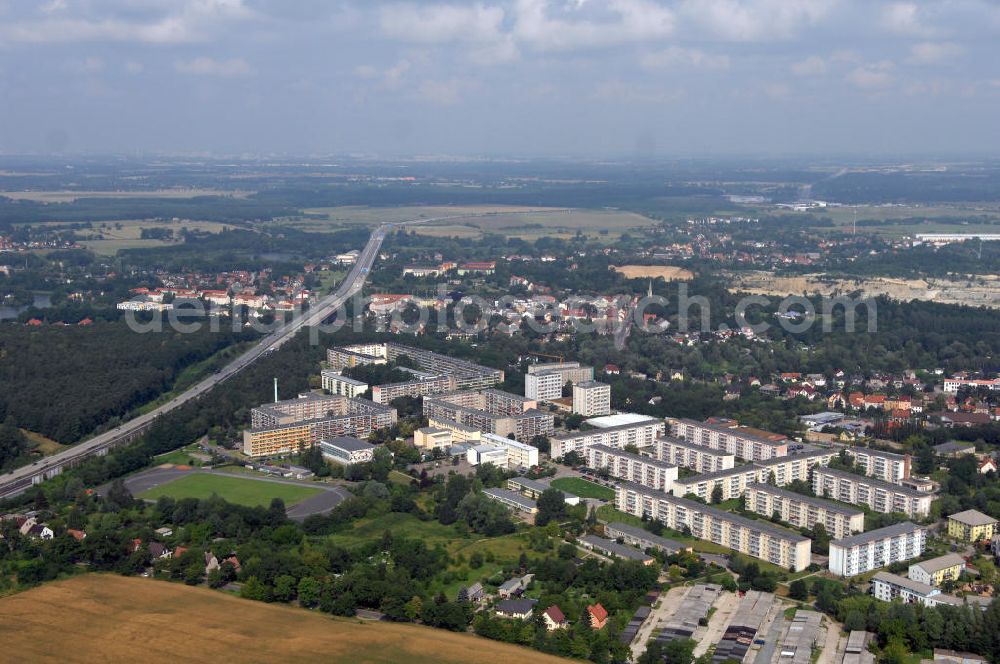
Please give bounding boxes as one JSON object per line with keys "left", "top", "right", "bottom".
{"left": 0, "top": 0, "right": 998, "bottom": 158}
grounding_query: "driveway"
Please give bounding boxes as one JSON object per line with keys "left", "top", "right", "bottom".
{"left": 630, "top": 586, "right": 689, "bottom": 661}
{"left": 693, "top": 590, "right": 740, "bottom": 657}
{"left": 750, "top": 599, "right": 786, "bottom": 664}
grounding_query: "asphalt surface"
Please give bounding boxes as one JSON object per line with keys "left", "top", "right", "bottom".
{"left": 115, "top": 466, "right": 352, "bottom": 520}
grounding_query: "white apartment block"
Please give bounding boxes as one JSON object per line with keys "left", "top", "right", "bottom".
{"left": 616, "top": 481, "right": 812, "bottom": 572}
{"left": 943, "top": 377, "right": 1000, "bottom": 393}
{"left": 573, "top": 381, "right": 611, "bottom": 417}
{"left": 482, "top": 432, "right": 540, "bottom": 470}
{"left": 671, "top": 465, "right": 760, "bottom": 502}
{"left": 812, "top": 467, "right": 932, "bottom": 517}
{"left": 320, "top": 369, "right": 369, "bottom": 399}
{"left": 550, "top": 417, "right": 665, "bottom": 459}
{"left": 668, "top": 418, "right": 789, "bottom": 461}
{"left": 525, "top": 371, "right": 565, "bottom": 401}
{"left": 744, "top": 483, "right": 865, "bottom": 539}
{"left": 656, "top": 436, "right": 736, "bottom": 474}
{"left": 584, "top": 444, "right": 678, "bottom": 492}
{"left": 846, "top": 447, "right": 911, "bottom": 483}
{"left": 670, "top": 449, "right": 837, "bottom": 502}
{"left": 870, "top": 572, "right": 967, "bottom": 608}
{"left": 828, "top": 521, "right": 926, "bottom": 577}
{"left": 527, "top": 361, "right": 594, "bottom": 385}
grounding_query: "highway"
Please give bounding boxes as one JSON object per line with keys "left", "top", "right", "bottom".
{"left": 0, "top": 223, "right": 390, "bottom": 500}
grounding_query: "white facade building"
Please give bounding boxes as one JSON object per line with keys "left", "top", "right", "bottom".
{"left": 572, "top": 380, "right": 611, "bottom": 417}
{"left": 828, "top": 522, "right": 926, "bottom": 577}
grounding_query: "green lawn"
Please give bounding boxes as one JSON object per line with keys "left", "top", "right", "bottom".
{"left": 595, "top": 505, "right": 732, "bottom": 556}
{"left": 154, "top": 444, "right": 206, "bottom": 467}
{"left": 550, "top": 477, "right": 615, "bottom": 501}
{"left": 137, "top": 473, "right": 322, "bottom": 507}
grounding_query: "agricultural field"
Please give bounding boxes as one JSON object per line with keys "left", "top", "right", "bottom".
{"left": 0, "top": 575, "right": 570, "bottom": 664}
{"left": 769, "top": 203, "right": 1000, "bottom": 236}
{"left": 289, "top": 205, "right": 657, "bottom": 242}
{"left": 610, "top": 265, "right": 694, "bottom": 281}
{"left": 549, "top": 477, "right": 615, "bottom": 501}
{"left": 0, "top": 189, "right": 252, "bottom": 202}
{"left": 136, "top": 473, "right": 322, "bottom": 508}
{"left": 74, "top": 219, "right": 235, "bottom": 255}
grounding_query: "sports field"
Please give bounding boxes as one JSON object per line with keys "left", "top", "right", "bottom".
{"left": 550, "top": 477, "right": 615, "bottom": 501}
{"left": 137, "top": 473, "right": 322, "bottom": 507}
{"left": 0, "top": 575, "right": 571, "bottom": 663}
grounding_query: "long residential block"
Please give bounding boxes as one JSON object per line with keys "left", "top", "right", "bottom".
{"left": 667, "top": 417, "right": 789, "bottom": 461}
{"left": 550, "top": 417, "right": 665, "bottom": 459}
{"left": 615, "top": 481, "right": 812, "bottom": 572}
{"left": 828, "top": 521, "right": 926, "bottom": 577}
{"left": 584, "top": 444, "right": 679, "bottom": 492}
{"left": 845, "top": 447, "right": 911, "bottom": 483}
{"left": 656, "top": 436, "right": 736, "bottom": 474}
{"left": 327, "top": 342, "right": 503, "bottom": 404}
{"left": 670, "top": 448, "right": 838, "bottom": 502}
{"left": 744, "top": 483, "right": 865, "bottom": 540}
{"left": 243, "top": 394, "right": 396, "bottom": 457}
{"left": 812, "top": 467, "right": 932, "bottom": 517}
{"left": 423, "top": 389, "right": 554, "bottom": 442}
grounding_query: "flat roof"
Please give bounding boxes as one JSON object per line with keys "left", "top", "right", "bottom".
{"left": 675, "top": 464, "right": 758, "bottom": 484}
{"left": 586, "top": 413, "right": 660, "bottom": 428}
{"left": 755, "top": 447, "right": 836, "bottom": 467}
{"left": 948, "top": 509, "right": 998, "bottom": 527}
{"left": 553, "top": 418, "right": 662, "bottom": 441}
{"left": 319, "top": 370, "right": 368, "bottom": 386}
{"left": 745, "top": 483, "right": 864, "bottom": 517}
{"left": 933, "top": 441, "right": 976, "bottom": 453}
{"left": 814, "top": 467, "right": 928, "bottom": 498}
{"left": 605, "top": 521, "right": 687, "bottom": 553}
{"left": 417, "top": 427, "right": 449, "bottom": 435}
{"left": 579, "top": 534, "right": 653, "bottom": 562}
{"left": 575, "top": 380, "right": 609, "bottom": 389}
{"left": 484, "top": 487, "right": 537, "bottom": 511}
{"left": 320, "top": 436, "right": 375, "bottom": 452}
{"left": 830, "top": 521, "right": 923, "bottom": 548}
{"left": 671, "top": 417, "right": 789, "bottom": 445}
{"left": 617, "top": 481, "right": 809, "bottom": 543}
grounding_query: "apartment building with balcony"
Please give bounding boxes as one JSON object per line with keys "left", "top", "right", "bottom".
{"left": 828, "top": 521, "right": 926, "bottom": 577}
{"left": 615, "top": 481, "right": 812, "bottom": 571}
{"left": 550, "top": 417, "right": 664, "bottom": 459}
{"left": 845, "top": 447, "right": 911, "bottom": 483}
{"left": 656, "top": 435, "right": 736, "bottom": 474}
{"left": 812, "top": 467, "right": 932, "bottom": 517}
{"left": 667, "top": 417, "right": 789, "bottom": 461}
{"left": 744, "top": 483, "right": 865, "bottom": 539}
{"left": 584, "top": 444, "right": 679, "bottom": 492}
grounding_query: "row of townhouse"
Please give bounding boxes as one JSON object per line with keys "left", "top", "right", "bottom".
{"left": 812, "top": 467, "right": 933, "bottom": 517}
{"left": 667, "top": 417, "right": 790, "bottom": 461}
{"left": 670, "top": 448, "right": 838, "bottom": 502}
{"left": 615, "top": 481, "right": 812, "bottom": 571}
{"left": 845, "top": 447, "right": 911, "bottom": 483}
{"left": 584, "top": 444, "right": 679, "bottom": 492}
{"left": 744, "top": 483, "right": 865, "bottom": 540}
{"left": 655, "top": 435, "right": 736, "bottom": 474}
{"left": 828, "top": 521, "right": 926, "bottom": 576}
{"left": 550, "top": 417, "right": 665, "bottom": 459}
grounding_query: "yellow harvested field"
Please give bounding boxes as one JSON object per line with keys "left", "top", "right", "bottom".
{"left": 19, "top": 429, "right": 65, "bottom": 456}
{"left": 612, "top": 265, "right": 694, "bottom": 281}
{"left": 0, "top": 575, "right": 572, "bottom": 664}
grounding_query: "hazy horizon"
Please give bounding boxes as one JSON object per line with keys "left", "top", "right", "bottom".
{"left": 1, "top": 1, "right": 998, "bottom": 157}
